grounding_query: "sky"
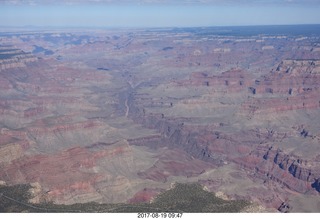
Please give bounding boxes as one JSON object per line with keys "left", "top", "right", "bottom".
{"left": 0, "top": 0, "right": 320, "bottom": 27}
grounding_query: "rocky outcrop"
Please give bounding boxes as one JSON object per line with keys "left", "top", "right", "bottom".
{"left": 0, "top": 143, "right": 23, "bottom": 164}
{"left": 248, "top": 59, "right": 320, "bottom": 95}
{"left": 176, "top": 69, "right": 253, "bottom": 92}
{"left": 234, "top": 146, "right": 320, "bottom": 194}
{"left": 0, "top": 47, "right": 38, "bottom": 72}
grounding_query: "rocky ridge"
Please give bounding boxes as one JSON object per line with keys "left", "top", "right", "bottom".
{"left": 0, "top": 46, "right": 38, "bottom": 72}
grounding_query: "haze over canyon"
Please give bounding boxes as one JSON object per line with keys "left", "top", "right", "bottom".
{"left": 0, "top": 25, "right": 320, "bottom": 212}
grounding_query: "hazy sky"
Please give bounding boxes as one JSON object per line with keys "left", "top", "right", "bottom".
{"left": 1, "top": 0, "right": 320, "bottom": 27}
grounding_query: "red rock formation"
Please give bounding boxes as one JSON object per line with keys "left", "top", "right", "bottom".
{"left": 0, "top": 144, "right": 132, "bottom": 202}
{"left": 176, "top": 69, "right": 253, "bottom": 92}
{"left": 27, "top": 120, "right": 102, "bottom": 136}
{"left": 235, "top": 60, "right": 320, "bottom": 118}
{"left": 131, "top": 108, "right": 320, "bottom": 197}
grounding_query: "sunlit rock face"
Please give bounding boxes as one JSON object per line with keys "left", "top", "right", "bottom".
{"left": 0, "top": 26, "right": 320, "bottom": 212}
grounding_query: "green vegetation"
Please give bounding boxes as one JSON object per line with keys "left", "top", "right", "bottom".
{"left": 0, "top": 183, "right": 250, "bottom": 213}
{"left": 151, "top": 183, "right": 249, "bottom": 213}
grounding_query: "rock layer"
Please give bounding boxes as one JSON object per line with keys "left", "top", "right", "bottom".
{"left": 1, "top": 27, "right": 320, "bottom": 212}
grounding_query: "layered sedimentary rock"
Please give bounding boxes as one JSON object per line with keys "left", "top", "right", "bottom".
{"left": 0, "top": 27, "right": 320, "bottom": 212}
{"left": 123, "top": 35, "right": 320, "bottom": 210}
{"left": 0, "top": 46, "right": 38, "bottom": 72}
{"left": 131, "top": 111, "right": 320, "bottom": 196}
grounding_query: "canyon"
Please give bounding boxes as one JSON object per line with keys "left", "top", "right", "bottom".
{"left": 0, "top": 25, "right": 320, "bottom": 212}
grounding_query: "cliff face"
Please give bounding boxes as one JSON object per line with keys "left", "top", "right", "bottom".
{"left": 130, "top": 113, "right": 320, "bottom": 195}
{"left": 243, "top": 59, "right": 320, "bottom": 112}
{"left": 125, "top": 56, "right": 320, "bottom": 207}
{"left": 234, "top": 146, "right": 319, "bottom": 194}
{"left": 0, "top": 46, "right": 38, "bottom": 72}
{"left": 114, "top": 32, "right": 320, "bottom": 210}
{"left": 176, "top": 69, "right": 253, "bottom": 92}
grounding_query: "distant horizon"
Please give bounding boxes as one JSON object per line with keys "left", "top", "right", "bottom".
{"left": 1, "top": 1, "right": 320, "bottom": 28}
{"left": 0, "top": 23, "right": 320, "bottom": 30}
{"left": 1, "top": 24, "right": 320, "bottom": 39}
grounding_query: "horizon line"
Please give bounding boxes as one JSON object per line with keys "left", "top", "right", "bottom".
{"left": 1, "top": 23, "right": 320, "bottom": 29}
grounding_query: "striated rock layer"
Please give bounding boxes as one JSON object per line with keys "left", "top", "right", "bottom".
{"left": 1, "top": 27, "right": 320, "bottom": 212}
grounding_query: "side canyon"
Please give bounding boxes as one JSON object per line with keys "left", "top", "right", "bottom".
{"left": 1, "top": 26, "right": 320, "bottom": 212}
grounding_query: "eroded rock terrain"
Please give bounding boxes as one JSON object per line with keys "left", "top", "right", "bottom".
{"left": 0, "top": 26, "right": 320, "bottom": 212}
